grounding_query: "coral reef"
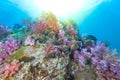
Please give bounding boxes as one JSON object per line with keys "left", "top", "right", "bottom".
{"left": 0, "top": 12, "right": 120, "bottom": 80}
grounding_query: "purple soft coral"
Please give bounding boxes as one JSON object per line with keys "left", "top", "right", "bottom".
{"left": 24, "top": 36, "right": 35, "bottom": 46}
{"left": 74, "top": 50, "right": 80, "bottom": 60}
{"left": 74, "top": 50, "right": 86, "bottom": 67}
{"left": 54, "top": 47, "right": 61, "bottom": 55}
{"left": 0, "top": 25, "right": 11, "bottom": 36}
{"left": 0, "top": 53, "right": 9, "bottom": 58}
{"left": 73, "top": 40, "right": 120, "bottom": 79}
{"left": 66, "top": 24, "right": 78, "bottom": 38}
{"left": 94, "top": 42, "right": 109, "bottom": 53}
{"left": 78, "top": 55, "right": 86, "bottom": 67}
{"left": 3, "top": 37, "right": 20, "bottom": 55}
{"left": 58, "top": 30, "right": 65, "bottom": 39}
{"left": 81, "top": 49, "right": 92, "bottom": 58}
{"left": 0, "top": 37, "right": 20, "bottom": 59}
{"left": 95, "top": 60, "right": 108, "bottom": 71}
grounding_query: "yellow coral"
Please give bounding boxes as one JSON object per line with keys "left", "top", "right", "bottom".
{"left": 63, "top": 19, "right": 78, "bottom": 29}
{"left": 43, "top": 12, "right": 61, "bottom": 33}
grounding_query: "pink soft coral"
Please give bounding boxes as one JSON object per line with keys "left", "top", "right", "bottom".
{"left": 2, "top": 60, "right": 20, "bottom": 79}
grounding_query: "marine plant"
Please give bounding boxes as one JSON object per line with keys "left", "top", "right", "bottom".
{"left": 6, "top": 48, "right": 25, "bottom": 62}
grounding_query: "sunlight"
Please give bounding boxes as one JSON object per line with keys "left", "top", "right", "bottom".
{"left": 9, "top": 0, "right": 109, "bottom": 19}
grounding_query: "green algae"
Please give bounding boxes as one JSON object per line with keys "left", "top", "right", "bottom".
{"left": 5, "top": 47, "right": 25, "bottom": 62}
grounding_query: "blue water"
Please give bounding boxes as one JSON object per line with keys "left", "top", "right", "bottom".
{"left": 79, "top": 0, "right": 120, "bottom": 52}
{"left": 0, "top": 0, "right": 28, "bottom": 27}
{"left": 0, "top": 0, "right": 120, "bottom": 52}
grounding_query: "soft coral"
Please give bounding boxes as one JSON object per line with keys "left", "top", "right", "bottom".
{"left": 32, "top": 18, "right": 49, "bottom": 34}
{"left": 2, "top": 60, "right": 20, "bottom": 79}
{"left": 3, "top": 37, "right": 20, "bottom": 55}
{"left": 45, "top": 43, "right": 55, "bottom": 57}
{"left": 66, "top": 23, "right": 78, "bottom": 38}
{"left": 44, "top": 12, "right": 61, "bottom": 33}
{"left": 24, "top": 36, "right": 35, "bottom": 46}
{"left": 0, "top": 37, "right": 20, "bottom": 65}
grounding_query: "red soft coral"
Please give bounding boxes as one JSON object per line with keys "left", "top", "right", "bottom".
{"left": 32, "top": 18, "right": 49, "bottom": 34}
{"left": 45, "top": 43, "right": 55, "bottom": 57}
